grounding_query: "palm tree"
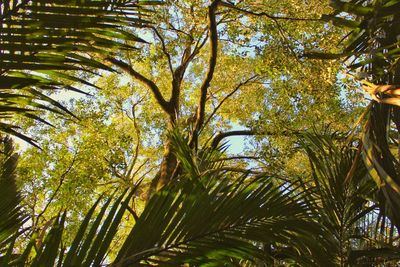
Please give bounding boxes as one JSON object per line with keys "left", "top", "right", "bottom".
{"left": 338, "top": 0, "right": 400, "bottom": 230}
{"left": 298, "top": 132, "right": 383, "bottom": 265}
{"left": 0, "top": 132, "right": 335, "bottom": 266}
{"left": 2, "top": 130, "right": 399, "bottom": 266}
{"left": 1, "top": 1, "right": 399, "bottom": 265}
{"left": 0, "top": 0, "right": 154, "bottom": 145}
{"left": 310, "top": 0, "right": 400, "bottom": 230}
{"left": 0, "top": 136, "right": 25, "bottom": 251}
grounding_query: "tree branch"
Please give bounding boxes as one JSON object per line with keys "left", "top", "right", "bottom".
{"left": 169, "top": 30, "right": 209, "bottom": 119}
{"left": 151, "top": 27, "right": 174, "bottom": 74}
{"left": 107, "top": 57, "right": 172, "bottom": 114}
{"left": 211, "top": 130, "right": 255, "bottom": 148}
{"left": 164, "top": 23, "right": 191, "bottom": 38}
{"left": 220, "top": 1, "right": 322, "bottom": 21}
{"left": 190, "top": 0, "right": 221, "bottom": 147}
{"left": 130, "top": 159, "right": 149, "bottom": 182}
{"left": 36, "top": 151, "right": 78, "bottom": 223}
{"left": 202, "top": 74, "right": 258, "bottom": 131}
{"left": 273, "top": 19, "right": 302, "bottom": 64}
{"left": 214, "top": 156, "right": 261, "bottom": 162}
{"left": 193, "top": 29, "right": 209, "bottom": 53}
{"left": 125, "top": 98, "right": 143, "bottom": 181}
{"left": 210, "top": 129, "right": 301, "bottom": 148}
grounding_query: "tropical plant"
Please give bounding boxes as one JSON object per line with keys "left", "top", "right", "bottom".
{"left": 309, "top": 0, "right": 400, "bottom": 230}
{"left": 111, "top": 132, "right": 333, "bottom": 266}
{"left": 0, "top": 0, "right": 156, "bottom": 145}
{"left": 0, "top": 136, "right": 25, "bottom": 251}
{"left": 0, "top": 132, "right": 336, "bottom": 266}
{"left": 3, "top": 0, "right": 400, "bottom": 266}
{"left": 339, "top": 0, "right": 400, "bottom": 230}
{"left": 3, "top": 129, "right": 400, "bottom": 266}
{"left": 298, "top": 132, "right": 396, "bottom": 265}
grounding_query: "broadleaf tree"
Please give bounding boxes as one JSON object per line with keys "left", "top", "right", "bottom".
{"left": 3, "top": 0, "right": 400, "bottom": 266}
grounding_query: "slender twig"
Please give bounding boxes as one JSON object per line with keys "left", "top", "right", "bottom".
{"left": 151, "top": 27, "right": 174, "bottom": 73}
{"left": 273, "top": 20, "right": 302, "bottom": 64}
{"left": 130, "top": 159, "right": 149, "bottom": 181}
{"left": 202, "top": 75, "right": 258, "bottom": 131}
{"left": 213, "top": 156, "right": 261, "bottom": 162}
{"left": 220, "top": 1, "right": 322, "bottom": 22}
{"left": 36, "top": 152, "right": 78, "bottom": 223}
{"left": 107, "top": 57, "right": 172, "bottom": 114}
{"left": 125, "top": 98, "right": 143, "bottom": 180}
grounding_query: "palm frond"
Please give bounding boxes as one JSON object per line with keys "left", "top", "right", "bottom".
{"left": 299, "top": 132, "right": 378, "bottom": 264}
{"left": 3, "top": 189, "right": 137, "bottom": 266}
{"left": 0, "top": 136, "right": 25, "bottom": 249}
{"left": 0, "top": 0, "right": 159, "bottom": 143}
{"left": 349, "top": 247, "right": 400, "bottom": 265}
{"left": 362, "top": 103, "right": 400, "bottom": 228}
{"left": 112, "top": 132, "right": 333, "bottom": 266}
{"left": 310, "top": 0, "right": 400, "bottom": 81}
{"left": 313, "top": 0, "right": 400, "bottom": 231}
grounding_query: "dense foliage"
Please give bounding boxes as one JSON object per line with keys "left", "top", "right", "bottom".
{"left": 1, "top": 0, "right": 400, "bottom": 266}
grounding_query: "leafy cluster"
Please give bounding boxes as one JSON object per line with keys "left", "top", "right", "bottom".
{"left": 1, "top": 0, "right": 400, "bottom": 266}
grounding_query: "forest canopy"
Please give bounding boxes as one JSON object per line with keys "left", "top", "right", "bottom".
{"left": 1, "top": 0, "right": 400, "bottom": 266}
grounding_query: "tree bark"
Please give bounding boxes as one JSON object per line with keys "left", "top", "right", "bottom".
{"left": 109, "top": 1, "right": 222, "bottom": 192}
{"left": 158, "top": 123, "right": 177, "bottom": 189}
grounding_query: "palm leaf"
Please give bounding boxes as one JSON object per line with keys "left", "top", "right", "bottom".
{"left": 0, "top": 136, "right": 25, "bottom": 249}
{"left": 313, "top": 0, "right": 400, "bottom": 79}
{"left": 313, "top": 0, "right": 400, "bottom": 232}
{"left": 361, "top": 103, "right": 400, "bottom": 228}
{"left": 4, "top": 190, "right": 136, "bottom": 266}
{"left": 0, "top": 0, "right": 159, "bottom": 143}
{"left": 349, "top": 247, "right": 400, "bottom": 265}
{"left": 113, "top": 133, "right": 333, "bottom": 266}
{"left": 299, "top": 132, "right": 378, "bottom": 264}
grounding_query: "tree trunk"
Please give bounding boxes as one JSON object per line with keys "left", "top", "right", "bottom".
{"left": 158, "top": 136, "right": 177, "bottom": 189}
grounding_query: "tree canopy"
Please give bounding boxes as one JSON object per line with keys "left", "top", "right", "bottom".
{"left": 1, "top": 0, "right": 400, "bottom": 266}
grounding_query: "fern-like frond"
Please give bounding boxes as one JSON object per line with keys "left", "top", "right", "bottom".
{"left": 0, "top": 0, "right": 159, "bottom": 143}
{"left": 0, "top": 136, "right": 25, "bottom": 248}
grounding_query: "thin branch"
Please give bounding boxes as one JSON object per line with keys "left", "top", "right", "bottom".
{"left": 125, "top": 98, "right": 143, "bottom": 180}
{"left": 190, "top": 0, "right": 221, "bottom": 146}
{"left": 105, "top": 157, "right": 124, "bottom": 179}
{"left": 210, "top": 129, "right": 302, "bottom": 148}
{"left": 36, "top": 152, "right": 78, "bottom": 223}
{"left": 214, "top": 156, "right": 261, "bottom": 162}
{"left": 137, "top": 165, "right": 155, "bottom": 182}
{"left": 273, "top": 20, "right": 302, "bottom": 64}
{"left": 220, "top": 1, "right": 322, "bottom": 22}
{"left": 169, "top": 30, "right": 209, "bottom": 115}
{"left": 211, "top": 130, "right": 255, "bottom": 148}
{"left": 194, "top": 29, "right": 210, "bottom": 52}
{"left": 107, "top": 57, "right": 172, "bottom": 114}
{"left": 202, "top": 75, "right": 258, "bottom": 131}
{"left": 220, "top": 37, "right": 262, "bottom": 49}
{"left": 166, "top": 23, "right": 193, "bottom": 39}
{"left": 96, "top": 180, "right": 121, "bottom": 187}
{"left": 130, "top": 159, "right": 149, "bottom": 181}
{"left": 151, "top": 27, "right": 174, "bottom": 73}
